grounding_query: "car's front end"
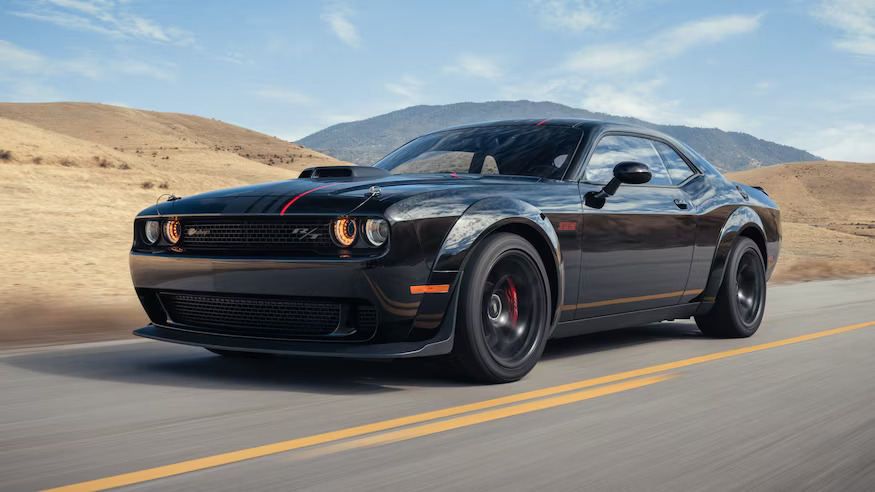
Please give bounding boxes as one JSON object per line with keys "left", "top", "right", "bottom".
{"left": 130, "top": 122, "right": 579, "bottom": 364}
{"left": 130, "top": 171, "right": 473, "bottom": 358}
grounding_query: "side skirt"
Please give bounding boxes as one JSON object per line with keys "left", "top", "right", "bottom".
{"left": 551, "top": 304, "right": 700, "bottom": 339}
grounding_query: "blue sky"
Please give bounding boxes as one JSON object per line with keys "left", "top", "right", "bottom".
{"left": 1, "top": 0, "right": 874, "bottom": 161}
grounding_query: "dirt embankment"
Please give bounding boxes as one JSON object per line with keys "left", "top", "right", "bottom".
{"left": 727, "top": 161, "right": 875, "bottom": 282}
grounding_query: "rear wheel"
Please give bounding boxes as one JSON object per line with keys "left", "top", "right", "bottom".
{"left": 695, "top": 236, "right": 766, "bottom": 338}
{"left": 449, "top": 233, "right": 550, "bottom": 383}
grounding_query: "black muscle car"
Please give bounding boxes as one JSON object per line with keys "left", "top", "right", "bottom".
{"left": 130, "top": 119, "right": 780, "bottom": 383}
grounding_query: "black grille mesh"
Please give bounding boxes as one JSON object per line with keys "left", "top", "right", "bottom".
{"left": 158, "top": 293, "right": 378, "bottom": 339}
{"left": 161, "top": 293, "right": 340, "bottom": 336}
{"left": 181, "top": 218, "right": 333, "bottom": 251}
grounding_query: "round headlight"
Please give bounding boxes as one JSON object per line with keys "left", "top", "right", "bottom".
{"left": 164, "top": 218, "right": 181, "bottom": 244}
{"left": 332, "top": 218, "right": 357, "bottom": 247}
{"left": 144, "top": 220, "right": 161, "bottom": 244}
{"left": 364, "top": 218, "right": 389, "bottom": 246}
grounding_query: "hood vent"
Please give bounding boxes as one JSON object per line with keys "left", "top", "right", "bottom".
{"left": 299, "top": 166, "right": 391, "bottom": 179}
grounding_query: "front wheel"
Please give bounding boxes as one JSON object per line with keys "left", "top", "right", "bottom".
{"left": 449, "top": 233, "right": 551, "bottom": 383}
{"left": 695, "top": 236, "right": 766, "bottom": 338}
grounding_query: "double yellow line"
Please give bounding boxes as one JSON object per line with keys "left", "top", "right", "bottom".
{"left": 46, "top": 320, "right": 875, "bottom": 491}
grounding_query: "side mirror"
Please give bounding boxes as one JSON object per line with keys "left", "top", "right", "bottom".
{"left": 585, "top": 161, "right": 651, "bottom": 209}
{"left": 613, "top": 161, "right": 652, "bottom": 184}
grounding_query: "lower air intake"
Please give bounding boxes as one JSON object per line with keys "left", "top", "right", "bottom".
{"left": 159, "top": 292, "right": 377, "bottom": 339}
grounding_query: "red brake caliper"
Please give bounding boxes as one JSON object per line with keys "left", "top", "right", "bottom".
{"left": 506, "top": 278, "right": 518, "bottom": 326}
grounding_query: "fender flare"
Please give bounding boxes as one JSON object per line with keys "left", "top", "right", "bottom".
{"left": 700, "top": 206, "right": 766, "bottom": 304}
{"left": 432, "top": 197, "right": 563, "bottom": 326}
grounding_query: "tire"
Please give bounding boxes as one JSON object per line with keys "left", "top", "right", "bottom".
{"left": 695, "top": 236, "right": 766, "bottom": 338}
{"left": 448, "top": 233, "right": 551, "bottom": 383}
{"left": 206, "top": 348, "right": 275, "bottom": 358}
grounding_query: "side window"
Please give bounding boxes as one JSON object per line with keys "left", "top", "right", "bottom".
{"left": 652, "top": 141, "right": 696, "bottom": 185}
{"left": 584, "top": 135, "right": 672, "bottom": 185}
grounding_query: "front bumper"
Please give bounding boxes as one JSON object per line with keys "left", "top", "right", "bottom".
{"left": 134, "top": 298, "right": 456, "bottom": 358}
{"left": 129, "top": 248, "right": 460, "bottom": 354}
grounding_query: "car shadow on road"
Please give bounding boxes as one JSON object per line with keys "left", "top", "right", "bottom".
{"left": 2, "top": 322, "right": 704, "bottom": 395}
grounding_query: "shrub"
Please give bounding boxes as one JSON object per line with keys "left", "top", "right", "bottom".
{"left": 158, "top": 182, "right": 169, "bottom": 189}
{"left": 141, "top": 181, "right": 155, "bottom": 190}
{"left": 32, "top": 156, "right": 43, "bottom": 164}
{"left": 119, "top": 163, "right": 131, "bottom": 170}
{"left": 0, "top": 149, "right": 11, "bottom": 160}
{"left": 60, "top": 158, "right": 77, "bottom": 167}
{"left": 94, "top": 156, "right": 114, "bottom": 168}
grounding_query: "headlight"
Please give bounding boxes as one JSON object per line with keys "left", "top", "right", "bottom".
{"left": 144, "top": 220, "right": 161, "bottom": 244}
{"left": 332, "top": 218, "right": 357, "bottom": 247}
{"left": 164, "top": 218, "right": 181, "bottom": 244}
{"left": 364, "top": 218, "right": 389, "bottom": 246}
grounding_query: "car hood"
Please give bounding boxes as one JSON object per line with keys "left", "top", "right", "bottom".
{"left": 136, "top": 173, "right": 544, "bottom": 218}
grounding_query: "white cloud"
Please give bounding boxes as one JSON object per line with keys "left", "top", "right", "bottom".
{"left": 1, "top": 80, "right": 65, "bottom": 102}
{"left": 499, "top": 77, "right": 587, "bottom": 102}
{"left": 754, "top": 80, "right": 773, "bottom": 92}
{"left": 814, "top": 0, "right": 875, "bottom": 55}
{"left": 581, "top": 80, "right": 679, "bottom": 122}
{"left": 0, "top": 39, "right": 175, "bottom": 83}
{"left": 788, "top": 124, "right": 875, "bottom": 162}
{"left": 386, "top": 75, "right": 424, "bottom": 105}
{"left": 579, "top": 79, "right": 752, "bottom": 131}
{"left": 321, "top": 3, "right": 361, "bottom": 48}
{"left": 443, "top": 54, "right": 504, "bottom": 80}
{"left": 250, "top": 88, "right": 315, "bottom": 105}
{"left": 0, "top": 40, "right": 47, "bottom": 73}
{"left": 565, "top": 13, "right": 764, "bottom": 74}
{"left": 220, "top": 50, "right": 249, "bottom": 65}
{"left": 10, "top": 0, "right": 194, "bottom": 45}
{"left": 533, "top": 0, "right": 621, "bottom": 32}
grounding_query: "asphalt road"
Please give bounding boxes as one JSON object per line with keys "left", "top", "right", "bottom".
{"left": 2, "top": 276, "right": 874, "bottom": 491}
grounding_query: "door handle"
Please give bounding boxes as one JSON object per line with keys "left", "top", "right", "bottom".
{"left": 673, "top": 199, "right": 689, "bottom": 210}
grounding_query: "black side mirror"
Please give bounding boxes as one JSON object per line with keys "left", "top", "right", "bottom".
{"left": 585, "top": 161, "right": 652, "bottom": 209}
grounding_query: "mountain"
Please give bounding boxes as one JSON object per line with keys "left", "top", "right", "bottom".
{"left": 298, "top": 100, "right": 822, "bottom": 171}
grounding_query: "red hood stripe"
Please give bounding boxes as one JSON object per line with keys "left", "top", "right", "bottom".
{"left": 280, "top": 183, "right": 340, "bottom": 215}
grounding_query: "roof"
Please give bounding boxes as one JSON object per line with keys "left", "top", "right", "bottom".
{"left": 436, "top": 118, "right": 646, "bottom": 133}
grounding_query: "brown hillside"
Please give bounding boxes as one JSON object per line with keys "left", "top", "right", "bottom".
{"left": 727, "top": 161, "right": 875, "bottom": 282}
{"left": 0, "top": 102, "right": 341, "bottom": 171}
{"left": 0, "top": 103, "right": 342, "bottom": 347}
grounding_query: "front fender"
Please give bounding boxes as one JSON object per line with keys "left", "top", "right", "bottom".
{"left": 407, "top": 197, "right": 564, "bottom": 338}
{"left": 700, "top": 206, "right": 766, "bottom": 305}
{"left": 432, "top": 197, "right": 560, "bottom": 273}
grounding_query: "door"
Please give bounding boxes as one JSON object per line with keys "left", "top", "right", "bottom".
{"left": 575, "top": 134, "right": 696, "bottom": 319}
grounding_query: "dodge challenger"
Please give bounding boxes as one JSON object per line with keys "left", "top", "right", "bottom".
{"left": 130, "top": 119, "right": 780, "bottom": 383}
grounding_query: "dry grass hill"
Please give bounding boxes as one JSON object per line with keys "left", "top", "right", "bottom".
{"left": 0, "top": 103, "right": 343, "bottom": 345}
{"left": 727, "top": 161, "right": 875, "bottom": 282}
{"left": 0, "top": 103, "right": 871, "bottom": 347}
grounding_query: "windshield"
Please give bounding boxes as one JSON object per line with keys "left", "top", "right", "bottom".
{"left": 374, "top": 125, "right": 583, "bottom": 180}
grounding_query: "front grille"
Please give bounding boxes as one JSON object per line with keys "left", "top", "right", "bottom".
{"left": 158, "top": 292, "right": 377, "bottom": 339}
{"left": 180, "top": 218, "right": 333, "bottom": 252}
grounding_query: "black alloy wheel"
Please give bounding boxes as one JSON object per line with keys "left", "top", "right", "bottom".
{"left": 481, "top": 253, "right": 543, "bottom": 367}
{"left": 695, "top": 236, "right": 766, "bottom": 338}
{"left": 450, "top": 233, "right": 551, "bottom": 383}
{"left": 734, "top": 249, "right": 764, "bottom": 326}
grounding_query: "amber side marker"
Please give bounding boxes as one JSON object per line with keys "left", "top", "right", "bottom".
{"left": 410, "top": 284, "right": 450, "bottom": 294}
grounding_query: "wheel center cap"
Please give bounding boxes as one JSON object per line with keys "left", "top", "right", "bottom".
{"left": 487, "top": 294, "right": 502, "bottom": 320}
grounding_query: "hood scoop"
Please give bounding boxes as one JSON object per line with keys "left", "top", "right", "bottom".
{"left": 299, "top": 166, "right": 391, "bottom": 179}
